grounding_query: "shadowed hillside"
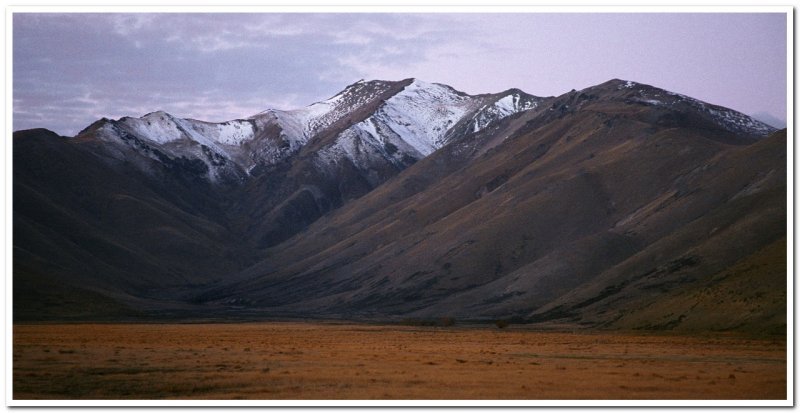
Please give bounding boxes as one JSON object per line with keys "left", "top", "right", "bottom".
{"left": 13, "top": 79, "right": 786, "bottom": 334}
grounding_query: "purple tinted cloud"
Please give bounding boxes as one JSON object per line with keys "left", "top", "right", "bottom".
{"left": 13, "top": 12, "right": 787, "bottom": 136}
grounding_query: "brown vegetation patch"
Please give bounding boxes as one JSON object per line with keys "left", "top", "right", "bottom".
{"left": 13, "top": 323, "right": 786, "bottom": 400}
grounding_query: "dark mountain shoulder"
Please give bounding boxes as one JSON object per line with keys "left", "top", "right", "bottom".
{"left": 13, "top": 127, "right": 65, "bottom": 139}
{"left": 527, "top": 129, "right": 786, "bottom": 330}
{"left": 606, "top": 237, "right": 786, "bottom": 336}
{"left": 12, "top": 129, "right": 259, "bottom": 320}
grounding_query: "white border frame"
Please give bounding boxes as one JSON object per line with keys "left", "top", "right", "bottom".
{"left": 3, "top": 4, "right": 794, "bottom": 408}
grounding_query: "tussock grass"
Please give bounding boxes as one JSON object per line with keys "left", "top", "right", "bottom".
{"left": 13, "top": 323, "right": 787, "bottom": 400}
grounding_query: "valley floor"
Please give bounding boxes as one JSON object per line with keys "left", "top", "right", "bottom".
{"left": 12, "top": 322, "right": 786, "bottom": 401}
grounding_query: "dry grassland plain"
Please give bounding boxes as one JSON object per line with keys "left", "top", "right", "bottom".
{"left": 13, "top": 323, "right": 786, "bottom": 400}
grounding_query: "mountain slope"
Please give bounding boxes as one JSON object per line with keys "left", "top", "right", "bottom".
{"left": 13, "top": 128, "right": 258, "bottom": 320}
{"left": 12, "top": 79, "right": 784, "bottom": 332}
{"left": 193, "top": 81, "right": 784, "bottom": 333}
{"left": 75, "top": 78, "right": 544, "bottom": 248}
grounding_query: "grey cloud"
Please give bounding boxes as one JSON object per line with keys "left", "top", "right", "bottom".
{"left": 14, "top": 13, "right": 473, "bottom": 135}
{"left": 13, "top": 12, "right": 787, "bottom": 136}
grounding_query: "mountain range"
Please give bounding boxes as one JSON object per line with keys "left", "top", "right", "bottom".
{"left": 13, "top": 78, "right": 786, "bottom": 334}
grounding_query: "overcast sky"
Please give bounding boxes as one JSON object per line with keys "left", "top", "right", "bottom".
{"left": 13, "top": 12, "right": 787, "bottom": 136}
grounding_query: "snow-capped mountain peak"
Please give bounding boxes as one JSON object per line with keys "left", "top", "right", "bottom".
{"left": 284, "top": 79, "right": 405, "bottom": 140}
{"left": 118, "top": 111, "right": 184, "bottom": 144}
{"left": 368, "top": 78, "right": 473, "bottom": 155}
{"left": 108, "top": 110, "right": 257, "bottom": 149}
{"left": 82, "top": 79, "right": 546, "bottom": 184}
{"left": 76, "top": 78, "right": 774, "bottom": 188}
{"left": 310, "top": 79, "right": 545, "bottom": 175}
{"left": 466, "top": 89, "right": 544, "bottom": 134}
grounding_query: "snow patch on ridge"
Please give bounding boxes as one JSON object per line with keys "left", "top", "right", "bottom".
{"left": 203, "top": 120, "right": 255, "bottom": 146}
{"left": 283, "top": 80, "right": 396, "bottom": 139}
{"left": 118, "top": 111, "right": 185, "bottom": 144}
{"left": 172, "top": 118, "right": 227, "bottom": 154}
{"left": 470, "top": 93, "right": 539, "bottom": 133}
{"left": 251, "top": 109, "right": 307, "bottom": 149}
{"left": 116, "top": 111, "right": 257, "bottom": 148}
{"left": 370, "top": 79, "right": 471, "bottom": 156}
{"left": 615, "top": 80, "right": 776, "bottom": 137}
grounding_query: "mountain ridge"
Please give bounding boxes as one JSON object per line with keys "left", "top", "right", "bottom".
{"left": 12, "top": 78, "right": 785, "bottom": 334}
{"left": 74, "top": 78, "right": 547, "bottom": 183}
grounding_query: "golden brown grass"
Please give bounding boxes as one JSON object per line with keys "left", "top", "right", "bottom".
{"left": 13, "top": 322, "right": 786, "bottom": 400}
